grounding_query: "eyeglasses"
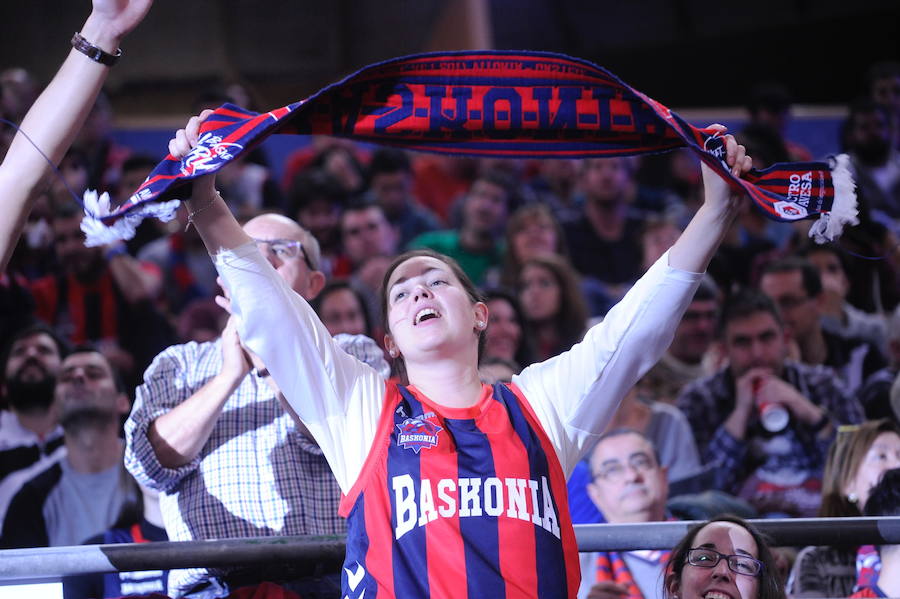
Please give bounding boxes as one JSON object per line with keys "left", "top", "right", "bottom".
{"left": 252, "top": 238, "right": 316, "bottom": 271}
{"left": 686, "top": 548, "right": 763, "bottom": 577}
{"left": 592, "top": 453, "right": 656, "bottom": 483}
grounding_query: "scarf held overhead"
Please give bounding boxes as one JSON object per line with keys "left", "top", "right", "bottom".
{"left": 81, "top": 50, "right": 857, "bottom": 246}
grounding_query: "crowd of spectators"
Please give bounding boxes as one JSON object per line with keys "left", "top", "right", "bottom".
{"left": 1, "top": 53, "right": 900, "bottom": 599}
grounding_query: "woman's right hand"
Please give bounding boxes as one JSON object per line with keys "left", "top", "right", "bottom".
{"left": 167, "top": 109, "right": 214, "bottom": 158}
{"left": 168, "top": 109, "right": 220, "bottom": 208}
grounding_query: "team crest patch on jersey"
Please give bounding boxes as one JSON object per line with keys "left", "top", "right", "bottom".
{"left": 396, "top": 416, "right": 442, "bottom": 453}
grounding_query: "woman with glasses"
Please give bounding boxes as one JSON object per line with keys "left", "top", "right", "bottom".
{"left": 172, "top": 108, "right": 753, "bottom": 598}
{"left": 665, "top": 515, "right": 785, "bottom": 599}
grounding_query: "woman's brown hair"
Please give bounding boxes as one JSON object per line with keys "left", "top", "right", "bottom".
{"left": 819, "top": 419, "right": 900, "bottom": 518}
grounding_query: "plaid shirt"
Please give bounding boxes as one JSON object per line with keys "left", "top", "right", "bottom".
{"left": 124, "top": 334, "right": 388, "bottom": 595}
{"left": 676, "top": 361, "right": 864, "bottom": 498}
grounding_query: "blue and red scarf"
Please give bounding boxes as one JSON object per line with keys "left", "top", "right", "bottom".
{"left": 855, "top": 544, "right": 881, "bottom": 593}
{"left": 595, "top": 549, "right": 672, "bottom": 599}
{"left": 81, "top": 50, "right": 856, "bottom": 245}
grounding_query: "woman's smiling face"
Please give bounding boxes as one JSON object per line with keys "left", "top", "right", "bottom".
{"left": 674, "top": 521, "right": 760, "bottom": 599}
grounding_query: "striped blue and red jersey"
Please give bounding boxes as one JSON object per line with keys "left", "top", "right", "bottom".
{"left": 339, "top": 381, "right": 580, "bottom": 598}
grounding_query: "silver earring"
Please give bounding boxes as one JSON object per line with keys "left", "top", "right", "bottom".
{"left": 389, "top": 348, "right": 399, "bottom": 358}
{"left": 848, "top": 492, "right": 859, "bottom": 504}
{"left": 476, "top": 320, "right": 486, "bottom": 329}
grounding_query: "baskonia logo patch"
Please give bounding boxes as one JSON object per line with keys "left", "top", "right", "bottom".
{"left": 396, "top": 415, "right": 443, "bottom": 453}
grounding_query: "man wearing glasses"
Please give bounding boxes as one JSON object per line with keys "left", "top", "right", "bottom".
{"left": 124, "top": 213, "right": 389, "bottom": 598}
{"left": 577, "top": 429, "right": 671, "bottom": 599}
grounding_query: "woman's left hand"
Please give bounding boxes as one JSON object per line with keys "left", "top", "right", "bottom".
{"left": 667, "top": 125, "right": 754, "bottom": 273}
{"left": 699, "top": 124, "right": 753, "bottom": 214}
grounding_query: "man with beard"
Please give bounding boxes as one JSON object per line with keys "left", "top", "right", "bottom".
{"left": 0, "top": 348, "right": 137, "bottom": 548}
{"left": 845, "top": 98, "right": 900, "bottom": 222}
{"left": 0, "top": 324, "right": 68, "bottom": 528}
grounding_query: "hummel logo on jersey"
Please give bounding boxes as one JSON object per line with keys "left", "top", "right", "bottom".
{"left": 344, "top": 562, "right": 365, "bottom": 593}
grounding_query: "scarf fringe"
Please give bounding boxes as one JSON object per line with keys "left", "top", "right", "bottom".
{"left": 808, "top": 153, "right": 858, "bottom": 243}
{"left": 81, "top": 189, "right": 181, "bottom": 247}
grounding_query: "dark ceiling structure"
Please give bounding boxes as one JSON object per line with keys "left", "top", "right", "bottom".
{"left": 3, "top": 0, "right": 897, "bottom": 117}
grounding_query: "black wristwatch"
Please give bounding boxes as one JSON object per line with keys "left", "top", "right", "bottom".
{"left": 71, "top": 32, "right": 122, "bottom": 67}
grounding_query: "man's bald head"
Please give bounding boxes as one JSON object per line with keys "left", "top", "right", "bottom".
{"left": 242, "top": 213, "right": 325, "bottom": 300}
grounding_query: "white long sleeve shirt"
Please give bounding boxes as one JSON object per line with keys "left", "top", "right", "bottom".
{"left": 215, "top": 243, "right": 701, "bottom": 493}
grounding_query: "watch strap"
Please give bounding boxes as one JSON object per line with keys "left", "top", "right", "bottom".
{"left": 71, "top": 32, "right": 122, "bottom": 67}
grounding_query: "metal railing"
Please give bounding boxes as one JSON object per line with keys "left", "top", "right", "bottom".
{"left": 1, "top": 517, "right": 898, "bottom": 584}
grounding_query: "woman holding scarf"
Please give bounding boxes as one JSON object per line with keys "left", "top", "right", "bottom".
{"left": 171, "top": 108, "right": 752, "bottom": 598}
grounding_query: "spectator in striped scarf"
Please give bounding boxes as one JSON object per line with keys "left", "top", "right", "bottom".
{"left": 577, "top": 429, "right": 671, "bottom": 599}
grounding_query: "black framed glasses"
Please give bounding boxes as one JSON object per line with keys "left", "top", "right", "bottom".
{"left": 252, "top": 238, "right": 316, "bottom": 271}
{"left": 686, "top": 548, "right": 763, "bottom": 577}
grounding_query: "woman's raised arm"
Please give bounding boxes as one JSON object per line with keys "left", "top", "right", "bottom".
{"left": 169, "top": 112, "right": 385, "bottom": 492}
{"left": 0, "top": 0, "right": 153, "bottom": 269}
{"left": 668, "top": 125, "right": 753, "bottom": 273}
